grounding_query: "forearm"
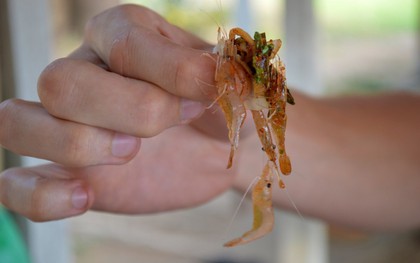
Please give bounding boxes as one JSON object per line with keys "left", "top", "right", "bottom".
{"left": 235, "top": 91, "right": 420, "bottom": 231}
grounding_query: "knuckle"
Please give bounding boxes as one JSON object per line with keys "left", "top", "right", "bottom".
{"left": 115, "top": 4, "right": 148, "bottom": 16}
{"left": 104, "top": 6, "right": 163, "bottom": 74}
{"left": 38, "top": 58, "right": 84, "bottom": 118}
{"left": 174, "top": 57, "right": 192, "bottom": 96}
{"left": 84, "top": 4, "right": 146, "bottom": 39}
{"left": 62, "top": 126, "right": 96, "bottom": 166}
{"left": 141, "top": 117, "right": 162, "bottom": 138}
{"left": 37, "top": 58, "right": 71, "bottom": 115}
{"left": 29, "top": 179, "right": 51, "bottom": 222}
{"left": 107, "top": 26, "right": 139, "bottom": 74}
{"left": 115, "top": 4, "right": 161, "bottom": 23}
{"left": 0, "top": 168, "right": 45, "bottom": 221}
{"left": 0, "top": 169, "right": 62, "bottom": 222}
{"left": 138, "top": 107, "right": 161, "bottom": 138}
{"left": 174, "top": 52, "right": 214, "bottom": 100}
{"left": 139, "top": 96, "right": 175, "bottom": 138}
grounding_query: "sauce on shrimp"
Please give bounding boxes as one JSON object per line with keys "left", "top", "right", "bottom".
{"left": 213, "top": 27, "right": 295, "bottom": 247}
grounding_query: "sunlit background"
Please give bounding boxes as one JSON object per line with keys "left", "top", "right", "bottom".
{"left": 2, "top": 0, "right": 419, "bottom": 262}
{"left": 51, "top": 0, "right": 419, "bottom": 95}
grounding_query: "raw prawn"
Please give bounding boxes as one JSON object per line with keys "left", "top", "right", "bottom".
{"left": 213, "top": 27, "right": 295, "bottom": 247}
{"left": 224, "top": 162, "right": 274, "bottom": 247}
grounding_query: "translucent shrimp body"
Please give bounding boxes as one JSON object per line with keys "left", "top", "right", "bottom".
{"left": 214, "top": 27, "right": 295, "bottom": 247}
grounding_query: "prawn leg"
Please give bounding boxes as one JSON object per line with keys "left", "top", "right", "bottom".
{"left": 224, "top": 161, "right": 274, "bottom": 247}
{"left": 251, "top": 110, "right": 276, "bottom": 163}
{"left": 267, "top": 63, "right": 292, "bottom": 175}
{"left": 251, "top": 110, "right": 285, "bottom": 187}
{"left": 269, "top": 107, "right": 292, "bottom": 175}
{"left": 217, "top": 88, "right": 246, "bottom": 168}
{"left": 215, "top": 34, "right": 252, "bottom": 168}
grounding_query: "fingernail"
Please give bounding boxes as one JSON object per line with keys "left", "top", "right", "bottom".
{"left": 71, "top": 187, "right": 88, "bottom": 210}
{"left": 180, "top": 99, "right": 205, "bottom": 123}
{"left": 112, "top": 133, "right": 139, "bottom": 158}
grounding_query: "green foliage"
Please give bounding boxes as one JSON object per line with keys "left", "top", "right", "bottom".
{"left": 123, "top": 0, "right": 418, "bottom": 40}
{"left": 122, "top": 0, "right": 231, "bottom": 42}
{"left": 317, "top": 0, "right": 417, "bottom": 37}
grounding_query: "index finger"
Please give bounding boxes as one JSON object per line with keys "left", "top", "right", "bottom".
{"left": 84, "top": 4, "right": 216, "bottom": 100}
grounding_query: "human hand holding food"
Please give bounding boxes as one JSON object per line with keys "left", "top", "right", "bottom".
{"left": 0, "top": 4, "right": 239, "bottom": 221}
{"left": 1, "top": 4, "right": 420, "bottom": 236}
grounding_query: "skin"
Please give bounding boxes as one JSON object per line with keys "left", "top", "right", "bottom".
{"left": 237, "top": 93, "right": 420, "bottom": 231}
{"left": 0, "top": 5, "right": 419, "bottom": 232}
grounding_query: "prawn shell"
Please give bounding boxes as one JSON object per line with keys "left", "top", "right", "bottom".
{"left": 215, "top": 27, "right": 295, "bottom": 247}
{"left": 224, "top": 162, "right": 274, "bottom": 247}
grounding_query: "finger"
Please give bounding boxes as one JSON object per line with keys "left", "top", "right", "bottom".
{"left": 67, "top": 44, "right": 108, "bottom": 67}
{"left": 0, "top": 99, "right": 140, "bottom": 166}
{"left": 84, "top": 4, "right": 216, "bottom": 100}
{"left": 0, "top": 165, "right": 93, "bottom": 221}
{"left": 38, "top": 58, "right": 205, "bottom": 137}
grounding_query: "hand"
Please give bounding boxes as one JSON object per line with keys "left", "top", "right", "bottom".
{"left": 0, "top": 4, "right": 237, "bottom": 221}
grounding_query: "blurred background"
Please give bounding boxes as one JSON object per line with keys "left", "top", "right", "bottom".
{"left": 50, "top": 0, "right": 419, "bottom": 95}
{"left": 1, "top": 0, "right": 419, "bottom": 263}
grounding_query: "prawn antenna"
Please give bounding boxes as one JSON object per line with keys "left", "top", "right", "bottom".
{"left": 199, "top": 7, "right": 222, "bottom": 31}
{"left": 199, "top": 8, "right": 222, "bottom": 31}
{"left": 223, "top": 175, "right": 260, "bottom": 240}
{"left": 269, "top": 161, "right": 304, "bottom": 220}
{"left": 201, "top": 52, "right": 217, "bottom": 63}
{"left": 194, "top": 76, "right": 217, "bottom": 105}
{"left": 195, "top": 76, "right": 215, "bottom": 90}
{"left": 206, "top": 84, "right": 227, "bottom": 109}
{"left": 199, "top": 0, "right": 228, "bottom": 36}
{"left": 284, "top": 185, "right": 305, "bottom": 221}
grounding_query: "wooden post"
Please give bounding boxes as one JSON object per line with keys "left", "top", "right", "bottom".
{"left": 0, "top": 69, "right": 3, "bottom": 173}
{"left": 417, "top": 0, "right": 420, "bottom": 88}
{"left": 277, "top": 0, "right": 329, "bottom": 263}
{"left": 283, "top": 0, "right": 322, "bottom": 95}
{"left": 0, "top": 2, "right": 2, "bottom": 169}
{"left": 234, "top": 0, "right": 254, "bottom": 33}
{"left": 0, "top": 0, "right": 15, "bottom": 182}
{"left": 4, "top": 0, "right": 72, "bottom": 262}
